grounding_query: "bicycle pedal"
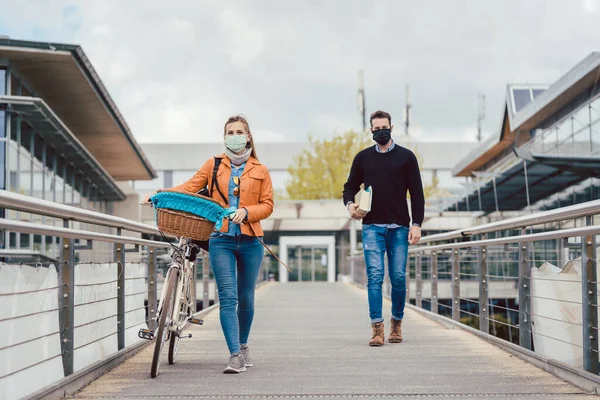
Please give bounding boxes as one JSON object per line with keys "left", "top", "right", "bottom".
{"left": 188, "top": 317, "right": 204, "bottom": 325}
{"left": 138, "top": 328, "right": 154, "bottom": 341}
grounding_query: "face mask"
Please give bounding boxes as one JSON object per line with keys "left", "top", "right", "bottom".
{"left": 225, "top": 135, "right": 248, "bottom": 153}
{"left": 372, "top": 129, "right": 391, "bottom": 145}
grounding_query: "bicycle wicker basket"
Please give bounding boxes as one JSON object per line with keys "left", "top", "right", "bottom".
{"left": 152, "top": 191, "right": 227, "bottom": 241}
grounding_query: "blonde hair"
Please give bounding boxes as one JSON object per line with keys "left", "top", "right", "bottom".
{"left": 223, "top": 115, "right": 258, "bottom": 160}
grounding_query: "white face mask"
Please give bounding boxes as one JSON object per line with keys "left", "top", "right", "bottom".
{"left": 225, "top": 135, "right": 248, "bottom": 153}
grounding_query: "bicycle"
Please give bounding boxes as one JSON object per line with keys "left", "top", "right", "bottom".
{"left": 137, "top": 190, "right": 287, "bottom": 378}
{"left": 139, "top": 237, "right": 204, "bottom": 377}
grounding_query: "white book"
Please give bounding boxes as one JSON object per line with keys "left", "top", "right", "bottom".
{"left": 354, "top": 186, "right": 372, "bottom": 216}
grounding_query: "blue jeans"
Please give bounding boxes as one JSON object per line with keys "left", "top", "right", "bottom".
{"left": 362, "top": 225, "right": 409, "bottom": 324}
{"left": 208, "top": 234, "right": 264, "bottom": 354}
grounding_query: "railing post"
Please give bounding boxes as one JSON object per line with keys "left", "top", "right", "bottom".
{"left": 582, "top": 216, "right": 599, "bottom": 374}
{"left": 415, "top": 252, "right": 422, "bottom": 308}
{"left": 479, "top": 240, "right": 489, "bottom": 334}
{"left": 147, "top": 246, "right": 157, "bottom": 330}
{"left": 115, "top": 228, "right": 125, "bottom": 350}
{"left": 406, "top": 254, "right": 411, "bottom": 302}
{"left": 452, "top": 249, "right": 460, "bottom": 321}
{"left": 431, "top": 251, "right": 438, "bottom": 314}
{"left": 58, "top": 219, "right": 75, "bottom": 377}
{"left": 518, "top": 228, "right": 533, "bottom": 350}
{"left": 203, "top": 253, "right": 210, "bottom": 310}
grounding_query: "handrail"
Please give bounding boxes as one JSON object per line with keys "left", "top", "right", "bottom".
{"left": 0, "top": 189, "right": 160, "bottom": 235}
{"left": 0, "top": 219, "right": 170, "bottom": 248}
{"left": 411, "top": 224, "right": 600, "bottom": 253}
{"left": 420, "top": 199, "right": 600, "bottom": 244}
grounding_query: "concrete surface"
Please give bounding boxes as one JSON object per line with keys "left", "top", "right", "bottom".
{"left": 71, "top": 282, "right": 595, "bottom": 399}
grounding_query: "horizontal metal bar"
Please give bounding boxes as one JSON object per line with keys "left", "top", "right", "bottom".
{"left": 0, "top": 286, "right": 59, "bottom": 296}
{"left": 411, "top": 225, "right": 600, "bottom": 253}
{"left": 420, "top": 199, "right": 600, "bottom": 243}
{"left": 0, "top": 219, "right": 170, "bottom": 248}
{"left": 0, "top": 189, "right": 162, "bottom": 235}
{"left": 0, "top": 330, "right": 60, "bottom": 352}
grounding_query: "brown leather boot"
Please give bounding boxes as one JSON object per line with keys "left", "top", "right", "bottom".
{"left": 388, "top": 319, "right": 403, "bottom": 343}
{"left": 369, "top": 322, "right": 385, "bottom": 346}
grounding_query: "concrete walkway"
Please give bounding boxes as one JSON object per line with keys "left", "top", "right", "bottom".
{"left": 72, "top": 283, "right": 594, "bottom": 399}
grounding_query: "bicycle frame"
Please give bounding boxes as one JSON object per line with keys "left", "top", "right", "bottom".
{"left": 155, "top": 238, "right": 197, "bottom": 333}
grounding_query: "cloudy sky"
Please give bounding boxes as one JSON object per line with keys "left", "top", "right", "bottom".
{"left": 1, "top": 0, "right": 600, "bottom": 144}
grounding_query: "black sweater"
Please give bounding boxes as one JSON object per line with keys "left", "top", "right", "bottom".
{"left": 342, "top": 145, "right": 425, "bottom": 226}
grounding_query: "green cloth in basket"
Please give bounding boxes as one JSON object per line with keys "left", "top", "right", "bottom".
{"left": 150, "top": 191, "right": 236, "bottom": 231}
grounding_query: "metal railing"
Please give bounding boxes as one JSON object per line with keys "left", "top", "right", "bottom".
{"left": 0, "top": 189, "right": 268, "bottom": 400}
{"left": 345, "top": 200, "right": 600, "bottom": 377}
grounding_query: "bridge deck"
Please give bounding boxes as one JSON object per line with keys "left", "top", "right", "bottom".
{"left": 72, "top": 283, "right": 592, "bottom": 400}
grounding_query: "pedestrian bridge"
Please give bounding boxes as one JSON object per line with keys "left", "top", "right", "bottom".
{"left": 1, "top": 189, "right": 600, "bottom": 400}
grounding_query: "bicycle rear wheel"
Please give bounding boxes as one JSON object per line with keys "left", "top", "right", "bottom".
{"left": 151, "top": 267, "right": 178, "bottom": 378}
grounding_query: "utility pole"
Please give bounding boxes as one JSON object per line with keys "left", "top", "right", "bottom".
{"left": 357, "top": 70, "right": 366, "bottom": 132}
{"left": 405, "top": 84, "right": 411, "bottom": 136}
{"left": 477, "top": 93, "right": 486, "bottom": 142}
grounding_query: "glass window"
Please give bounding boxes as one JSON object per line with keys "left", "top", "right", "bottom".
{"left": 512, "top": 89, "right": 533, "bottom": 113}
{"left": 532, "top": 89, "right": 545, "bottom": 99}
{"left": 0, "top": 68, "right": 5, "bottom": 95}
{"left": 571, "top": 105, "right": 590, "bottom": 134}
{"left": 590, "top": 97, "right": 600, "bottom": 125}
{"left": 163, "top": 170, "right": 173, "bottom": 188}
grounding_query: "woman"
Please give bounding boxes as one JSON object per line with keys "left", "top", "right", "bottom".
{"left": 144, "top": 115, "right": 273, "bottom": 373}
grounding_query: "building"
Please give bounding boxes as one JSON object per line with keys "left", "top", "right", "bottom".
{"left": 449, "top": 52, "right": 600, "bottom": 218}
{"left": 0, "top": 38, "right": 155, "bottom": 259}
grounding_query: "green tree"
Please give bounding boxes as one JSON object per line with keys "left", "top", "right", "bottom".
{"left": 282, "top": 130, "right": 449, "bottom": 201}
{"left": 282, "top": 130, "right": 371, "bottom": 200}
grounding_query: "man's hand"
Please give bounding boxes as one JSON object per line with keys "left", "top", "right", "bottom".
{"left": 231, "top": 208, "right": 248, "bottom": 225}
{"left": 408, "top": 225, "right": 421, "bottom": 245}
{"left": 348, "top": 203, "right": 364, "bottom": 220}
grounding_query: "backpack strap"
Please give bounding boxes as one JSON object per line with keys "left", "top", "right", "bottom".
{"left": 209, "top": 157, "right": 228, "bottom": 205}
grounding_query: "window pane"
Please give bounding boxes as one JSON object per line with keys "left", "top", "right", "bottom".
{"left": 532, "top": 89, "right": 545, "bottom": 99}
{"left": 571, "top": 105, "right": 590, "bottom": 134}
{"left": 590, "top": 97, "right": 600, "bottom": 125}
{"left": 0, "top": 68, "right": 5, "bottom": 95}
{"left": 513, "top": 89, "right": 532, "bottom": 113}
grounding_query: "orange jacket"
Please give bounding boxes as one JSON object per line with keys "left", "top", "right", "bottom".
{"left": 169, "top": 154, "right": 274, "bottom": 237}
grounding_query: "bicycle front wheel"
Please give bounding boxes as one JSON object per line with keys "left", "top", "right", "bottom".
{"left": 168, "top": 327, "right": 180, "bottom": 365}
{"left": 151, "top": 267, "right": 178, "bottom": 378}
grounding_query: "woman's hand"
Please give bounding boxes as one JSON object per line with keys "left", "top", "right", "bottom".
{"left": 230, "top": 208, "right": 248, "bottom": 225}
{"left": 142, "top": 191, "right": 157, "bottom": 204}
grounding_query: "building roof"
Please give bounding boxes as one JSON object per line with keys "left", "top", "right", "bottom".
{"left": 0, "top": 38, "right": 156, "bottom": 181}
{"left": 453, "top": 52, "right": 600, "bottom": 177}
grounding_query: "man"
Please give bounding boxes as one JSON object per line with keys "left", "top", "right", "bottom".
{"left": 343, "top": 110, "right": 425, "bottom": 346}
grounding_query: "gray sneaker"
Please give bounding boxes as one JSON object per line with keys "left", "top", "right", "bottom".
{"left": 223, "top": 353, "right": 246, "bottom": 374}
{"left": 240, "top": 344, "right": 252, "bottom": 367}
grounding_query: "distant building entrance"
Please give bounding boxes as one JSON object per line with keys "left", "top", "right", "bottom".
{"left": 278, "top": 236, "right": 336, "bottom": 283}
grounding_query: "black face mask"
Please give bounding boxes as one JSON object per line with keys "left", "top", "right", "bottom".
{"left": 372, "top": 129, "right": 391, "bottom": 145}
